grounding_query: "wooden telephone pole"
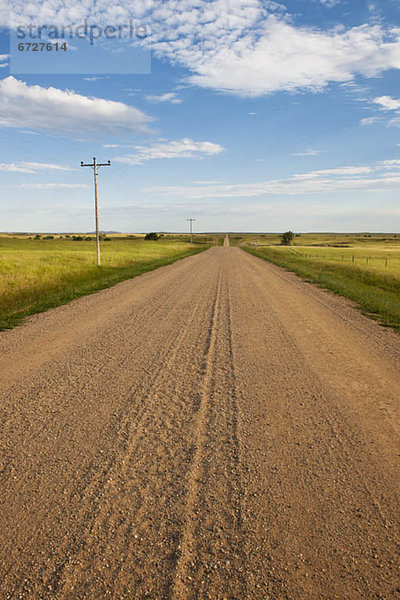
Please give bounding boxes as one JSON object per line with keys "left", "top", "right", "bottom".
{"left": 187, "top": 218, "right": 196, "bottom": 244}
{"left": 81, "top": 157, "right": 111, "bottom": 266}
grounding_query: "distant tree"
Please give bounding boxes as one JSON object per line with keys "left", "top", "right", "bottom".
{"left": 145, "top": 232, "right": 159, "bottom": 241}
{"left": 34, "top": 234, "right": 41, "bottom": 239}
{"left": 281, "top": 231, "right": 294, "bottom": 246}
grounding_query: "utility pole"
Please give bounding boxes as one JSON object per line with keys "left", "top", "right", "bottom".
{"left": 81, "top": 157, "right": 111, "bottom": 266}
{"left": 187, "top": 218, "right": 196, "bottom": 244}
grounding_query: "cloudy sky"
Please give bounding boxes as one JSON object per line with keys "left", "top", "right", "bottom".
{"left": 0, "top": 0, "right": 400, "bottom": 232}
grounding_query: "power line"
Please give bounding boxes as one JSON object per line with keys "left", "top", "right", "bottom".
{"left": 81, "top": 157, "right": 111, "bottom": 266}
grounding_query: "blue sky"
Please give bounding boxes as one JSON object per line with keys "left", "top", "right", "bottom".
{"left": 0, "top": 0, "right": 400, "bottom": 233}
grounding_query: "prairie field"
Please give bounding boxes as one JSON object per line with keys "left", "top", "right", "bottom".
{"left": 233, "top": 233, "right": 400, "bottom": 330}
{"left": 0, "top": 234, "right": 211, "bottom": 329}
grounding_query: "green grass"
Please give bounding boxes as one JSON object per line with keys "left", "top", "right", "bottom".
{"left": 237, "top": 234, "right": 400, "bottom": 330}
{"left": 0, "top": 235, "right": 208, "bottom": 330}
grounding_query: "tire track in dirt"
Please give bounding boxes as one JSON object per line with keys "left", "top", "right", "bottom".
{"left": 170, "top": 259, "right": 246, "bottom": 600}
{"left": 39, "top": 269, "right": 216, "bottom": 600}
{"left": 169, "top": 268, "right": 225, "bottom": 599}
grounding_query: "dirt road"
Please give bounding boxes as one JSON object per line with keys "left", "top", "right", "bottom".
{"left": 1, "top": 244, "right": 399, "bottom": 600}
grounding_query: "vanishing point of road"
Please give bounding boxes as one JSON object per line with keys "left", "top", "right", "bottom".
{"left": 1, "top": 238, "right": 399, "bottom": 599}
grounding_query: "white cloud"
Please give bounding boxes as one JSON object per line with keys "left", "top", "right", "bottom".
{"left": 186, "top": 23, "right": 400, "bottom": 96}
{"left": 148, "top": 2, "right": 400, "bottom": 96}
{"left": 380, "top": 159, "right": 400, "bottom": 169}
{"left": 145, "top": 92, "right": 183, "bottom": 104}
{"left": 295, "top": 166, "right": 374, "bottom": 178}
{"left": 0, "top": 161, "right": 72, "bottom": 173}
{"left": 373, "top": 96, "right": 400, "bottom": 111}
{"left": 145, "top": 159, "right": 400, "bottom": 199}
{"left": 0, "top": 54, "right": 9, "bottom": 61}
{"left": 147, "top": 176, "right": 400, "bottom": 199}
{"left": 115, "top": 138, "right": 224, "bottom": 165}
{"left": 7, "top": 0, "right": 152, "bottom": 28}
{"left": 5, "top": 1, "right": 400, "bottom": 97}
{"left": 0, "top": 77, "right": 153, "bottom": 137}
{"left": 0, "top": 163, "right": 37, "bottom": 174}
{"left": 21, "top": 162, "right": 73, "bottom": 171}
{"left": 291, "top": 149, "right": 322, "bottom": 157}
{"left": 319, "top": 0, "right": 341, "bottom": 7}
{"left": 4, "top": 2, "right": 400, "bottom": 97}
{"left": 360, "top": 116, "right": 383, "bottom": 125}
{"left": 12, "top": 183, "right": 89, "bottom": 189}
{"left": 363, "top": 96, "right": 400, "bottom": 129}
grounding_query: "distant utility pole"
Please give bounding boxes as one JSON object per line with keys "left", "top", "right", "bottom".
{"left": 81, "top": 157, "right": 111, "bottom": 266}
{"left": 187, "top": 218, "right": 196, "bottom": 244}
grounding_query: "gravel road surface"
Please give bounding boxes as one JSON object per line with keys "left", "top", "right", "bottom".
{"left": 1, "top": 242, "right": 399, "bottom": 599}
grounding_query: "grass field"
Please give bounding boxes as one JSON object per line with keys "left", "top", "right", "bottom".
{"left": 233, "top": 233, "right": 400, "bottom": 330}
{"left": 0, "top": 235, "right": 213, "bottom": 330}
